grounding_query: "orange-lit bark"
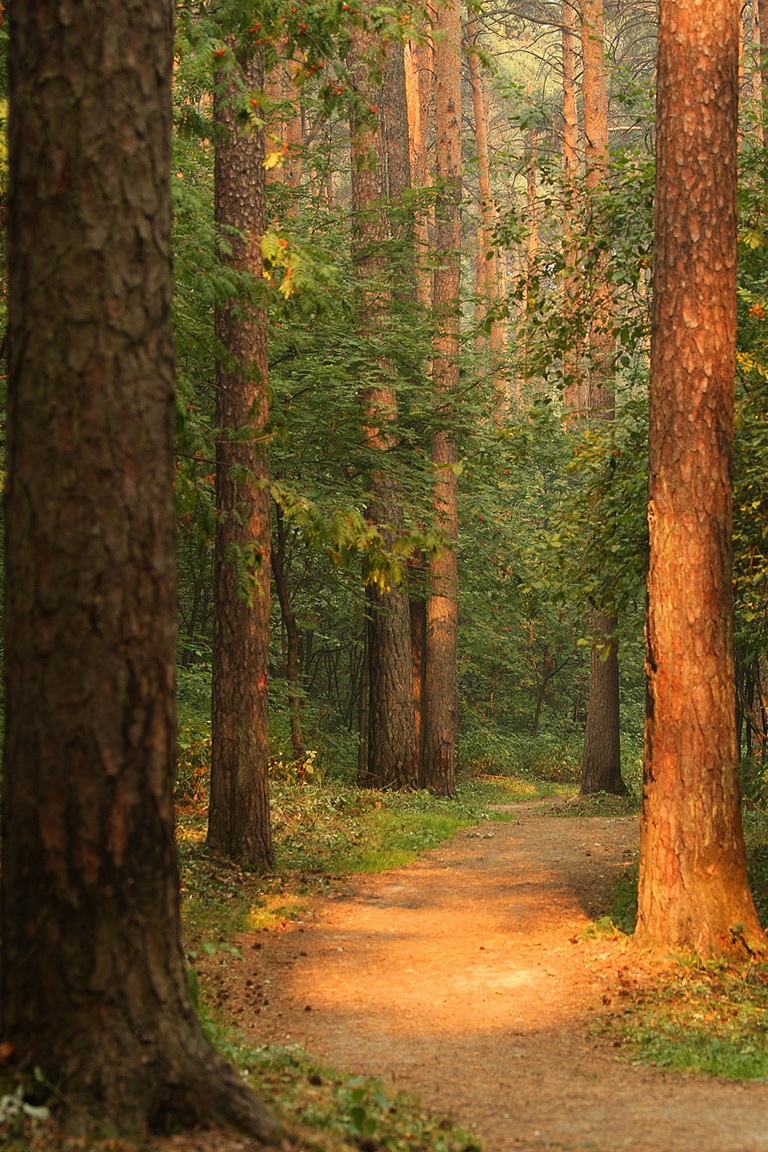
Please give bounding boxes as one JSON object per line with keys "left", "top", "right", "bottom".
{"left": 465, "top": 13, "right": 507, "bottom": 417}
{"left": 422, "top": 0, "right": 461, "bottom": 797}
{"left": 561, "top": 0, "right": 585, "bottom": 416}
{"left": 758, "top": 0, "right": 768, "bottom": 142}
{"left": 637, "top": 0, "right": 765, "bottom": 956}
{"left": 350, "top": 25, "right": 417, "bottom": 790}
{"left": 405, "top": 21, "right": 434, "bottom": 306}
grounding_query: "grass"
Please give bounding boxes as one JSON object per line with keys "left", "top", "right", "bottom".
{"left": 592, "top": 802, "right": 768, "bottom": 1081}
{"left": 177, "top": 769, "right": 574, "bottom": 947}
{"left": 161, "top": 769, "right": 532, "bottom": 1152}
{"left": 596, "top": 957, "right": 768, "bottom": 1080}
{"left": 201, "top": 1025, "right": 482, "bottom": 1152}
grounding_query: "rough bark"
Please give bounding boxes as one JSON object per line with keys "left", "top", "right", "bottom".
{"left": 351, "top": 24, "right": 418, "bottom": 790}
{"left": 422, "top": 0, "right": 462, "bottom": 798}
{"left": 208, "top": 48, "right": 274, "bottom": 869}
{"left": 577, "top": 0, "right": 626, "bottom": 796}
{"left": 0, "top": 2, "right": 283, "bottom": 1137}
{"left": 636, "top": 0, "right": 765, "bottom": 956}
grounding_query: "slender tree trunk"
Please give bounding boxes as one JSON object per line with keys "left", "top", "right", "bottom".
{"left": 0, "top": 2, "right": 282, "bottom": 1137}
{"left": 208, "top": 48, "right": 274, "bottom": 868}
{"left": 561, "top": 0, "right": 585, "bottom": 416}
{"left": 758, "top": 0, "right": 768, "bottom": 143}
{"left": 636, "top": 0, "right": 764, "bottom": 956}
{"left": 465, "top": 14, "right": 507, "bottom": 418}
{"left": 405, "top": 21, "right": 434, "bottom": 307}
{"left": 273, "top": 505, "right": 306, "bottom": 764}
{"left": 579, "top": 613, "right": 625, "bottom": 793}
{"left": 577, "top": 0, "right": 626, "bottom": 795}
{"left": 516, "top": 132, "right": 539, "bottom": 402}
{"left": 422, "top": 0, "right": 462, "bottom": 797}
{"left": 351, "top": 24, "right": 417, "bottom": 789}
{"left": 404, "top": 21, "right": 433, "bottom": 778}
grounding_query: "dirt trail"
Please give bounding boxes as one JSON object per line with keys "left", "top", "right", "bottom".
{"left": 217, "top": 801, "right": 768, "bottom": 1152}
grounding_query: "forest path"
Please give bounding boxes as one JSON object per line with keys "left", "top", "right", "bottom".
{"left": 218, "top": 801, "right": 768, "bottom": 1152}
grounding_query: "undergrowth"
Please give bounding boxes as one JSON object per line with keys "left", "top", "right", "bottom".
{"left": 177, "top": 770, "right": 573, "bottom": 946}
{"left": 212, "top": 1027, "right": 481, "bottom": 1152}
{"left": 596, "top": 957, "right": 768, "bottom": 1080}
{"left": 594, "top": 802, "right": 768, "bottom": 1080}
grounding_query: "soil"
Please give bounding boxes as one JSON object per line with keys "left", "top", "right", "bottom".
{"left": 201, "top": 798, "right": 768, "bottom": 1152}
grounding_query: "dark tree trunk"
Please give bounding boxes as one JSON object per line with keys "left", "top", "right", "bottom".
{"left": 636, "top": 0, "right": 764, "bottom": 956}
{"left": 408, "top": 552, "right": 428, "bottom": 781}
{"left": 273, "top": 505, "right": 306, "bottom": 765}
{"left": 0, "top": 2, "right": 282, "bottom": 1138}
{"left": 579, "top": 613, "right": 626, "bottom": 794}
{"left": 207, "top": 48, "right": 274, "bottom": 869}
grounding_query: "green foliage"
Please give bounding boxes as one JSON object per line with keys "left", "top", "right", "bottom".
{"left": 176, "top": 769, "right": 562, "bottom": 945}
{"left": 241, "top": 1043, "right": 481, "bottom": 1152}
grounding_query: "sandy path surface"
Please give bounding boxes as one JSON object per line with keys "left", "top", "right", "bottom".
{"left": 211, "top": 802, "right": 768, "bottom": 1152}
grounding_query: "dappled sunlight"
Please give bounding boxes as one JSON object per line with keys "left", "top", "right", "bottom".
{"left": 238, "top": 815, "right": 639, "bottom": 1041}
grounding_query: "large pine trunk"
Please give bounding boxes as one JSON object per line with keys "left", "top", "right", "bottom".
{"left": 207, "top": 48, "right": 274, "bottom": 869}
{"left": 421, "top": 0, "right": 462, "bottom": 798}
{"left": 351, "top": 25, "right": 417, "bottom": 790}
{"left": 0, "top": 2, "right": 282, "bottom": 1137}
{"left": 636, "top": 0, "right": 764, "bottom": 955}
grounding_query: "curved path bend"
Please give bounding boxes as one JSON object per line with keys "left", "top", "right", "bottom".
{"left": 212, "top": 802, "right": 768, "bottom": 1152}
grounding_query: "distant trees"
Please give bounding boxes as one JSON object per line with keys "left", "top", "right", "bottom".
{"left": 636, "top": 0, "right": 765, "bottom": 955}
{"left": 1, "top": 0, "right": 283, "bottom": 1134}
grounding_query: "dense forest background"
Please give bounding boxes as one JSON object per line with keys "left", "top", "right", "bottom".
{"left": 163, "top": 0, "right": 767, "bottom": 804}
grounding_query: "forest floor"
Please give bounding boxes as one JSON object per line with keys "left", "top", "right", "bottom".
{"left": 200, "top": 797, "right": 768, "bottom": 1152}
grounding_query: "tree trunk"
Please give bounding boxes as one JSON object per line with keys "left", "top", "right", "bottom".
{"left": 577, "top": 0, "right": 626, "bottom": 796}
{"left": 351, "top": 24, "right": 417, "bottom": 790}
{"left": 422, "top": 0, "right": 462, "bottom": 798}
{"left": 273, "top": 505, "right": 306, "bottom": 764}
{"left": 465, "top": 14, "right": 507, "bottom": 418}
{"left": 0, "top": 2, "right": 283, "bottom": 1138}
{"left": 207, "top": 47, "right": 274, "bottom": 869}
{"left": 561, "top": 0, "right": 586, "bottom": 416}
{"left": 404, "top": 20, "right": 434, "bottom": 307}
{"left": 579, "top": 613, "right": 626, "bottom": 793}
{"left": 759, "top": 0, "right": 768, "bottom": 143}
{"left": 636, "top": 0, "right": 765, "bottom": 956}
